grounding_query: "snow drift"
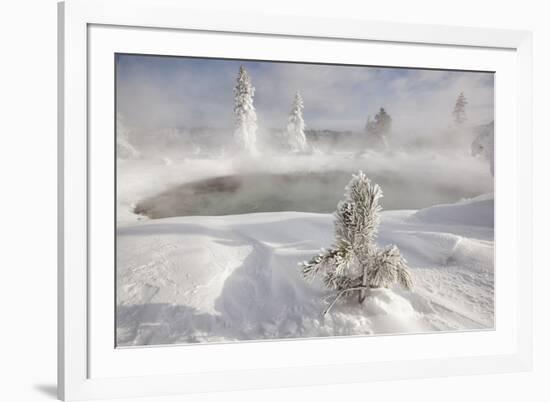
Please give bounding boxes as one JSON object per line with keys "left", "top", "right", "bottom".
{"left": 116, "top": 195, "right": 494, "bottom": 346}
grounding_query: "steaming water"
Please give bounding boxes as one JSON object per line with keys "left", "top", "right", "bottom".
{"left": 134, "top": 170, "right": 487, "bottom": 219}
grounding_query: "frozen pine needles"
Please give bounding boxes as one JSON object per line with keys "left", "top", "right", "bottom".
{"left": 301, "top": 171, "right": 413, "bottom": 315}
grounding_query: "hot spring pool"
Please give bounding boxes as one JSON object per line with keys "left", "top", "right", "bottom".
{"left": 133, "top": 170, "right": 487, "bottom": 219}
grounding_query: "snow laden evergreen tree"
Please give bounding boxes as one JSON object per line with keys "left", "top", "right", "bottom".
{"left": 471, "top": 121, "right": 494, "bottom": 176}
{"left": 365, "top": 107, "right": 392, "bottom": 149}
{"left": 286, "top": 92, "right": 307, "bottom": 152}
{"left": 301, "top": 171, "right": 412, "bottom": 314}
{"left": 233, "top": 66, "right": 259, "bottom": 155}
{"left": 453, "top": 92, "right": 468, "bottom": 126}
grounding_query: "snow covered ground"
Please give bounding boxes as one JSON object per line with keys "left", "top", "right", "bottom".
{"left": 116, "top": 194, "right": 494, "bottom": 346}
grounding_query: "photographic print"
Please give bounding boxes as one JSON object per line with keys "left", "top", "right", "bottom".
{"left": 115, "top": 54, "right": 494, "bottom": 347}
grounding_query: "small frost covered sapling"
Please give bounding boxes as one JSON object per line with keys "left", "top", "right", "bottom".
{"left": 301, "top": 171, "right": 413, "bottom": 314}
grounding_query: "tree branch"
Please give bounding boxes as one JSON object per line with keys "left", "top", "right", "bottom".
{"left": 323, "top": 286, "right": 369, "bottom": 316}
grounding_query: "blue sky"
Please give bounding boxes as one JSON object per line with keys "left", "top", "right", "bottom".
{"left": 116, "top": 54, "right": 494, "bottom": 132}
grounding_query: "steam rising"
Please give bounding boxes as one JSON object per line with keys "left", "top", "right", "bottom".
{"left": 115, "top": 54, "right": 494, "bottom": 221}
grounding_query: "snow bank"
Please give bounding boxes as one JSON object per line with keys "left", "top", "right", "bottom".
{"left": 412, "top": 193, "right": 494, "bottom": 227}
{"left": 117, "top": 195, "right": 494, "bottom": 346}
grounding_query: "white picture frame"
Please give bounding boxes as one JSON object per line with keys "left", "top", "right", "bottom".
{"left": 58, "top": 0, "right": 533, "bottom": 400}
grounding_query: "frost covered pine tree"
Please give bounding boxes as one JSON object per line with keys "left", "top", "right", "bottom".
{"left": 365, "top": 107, "right": 391, "bottom": 149}
{"left": 233, "top": 65, "right": 259, "bottom": 155}
{"left": 471, "top": 121, "right": 494, "bottom": 176}
{"left": 301, "top": 171, "right": 413, "bottom": 314}
{"left": 453, "top": 92, "right": 468, "bottom": 126}
{"left": 286, "top": 92, "right": 307, "bottom": 152}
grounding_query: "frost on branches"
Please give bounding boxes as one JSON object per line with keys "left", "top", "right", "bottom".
{"left": 286, "top": 92, "right": 308, "bottom": 152}
{"left": 233, "top": 66, "right": 259, "bottom": 155}
{"left": 301, "top": 171, "right": 413, "bottom": 314}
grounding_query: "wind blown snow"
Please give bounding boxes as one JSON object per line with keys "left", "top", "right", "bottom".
{"left": 116, "top": 194, "right": 494, "bottom": 346}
